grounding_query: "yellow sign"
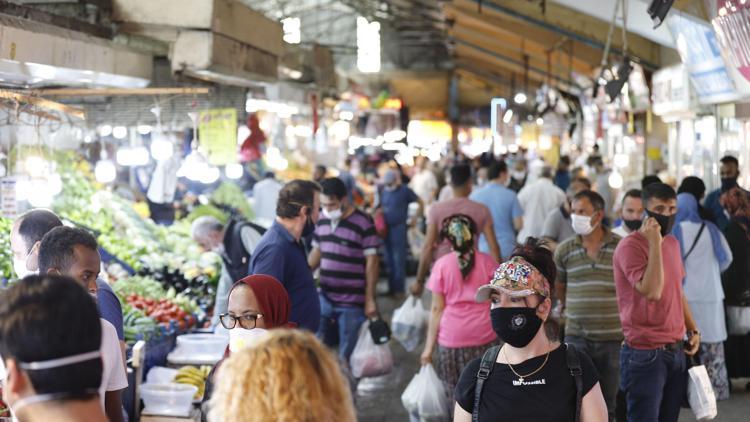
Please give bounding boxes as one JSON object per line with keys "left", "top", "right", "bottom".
{"left": 647, "top": 147, "right": 662, "bottom": 161}
{"left": 199, "top": 109, "right": 238, "bottom": 166}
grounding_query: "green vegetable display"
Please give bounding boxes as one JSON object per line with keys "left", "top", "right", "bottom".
{"left": 0, "top": 218, "right": 14, "bottom": 282}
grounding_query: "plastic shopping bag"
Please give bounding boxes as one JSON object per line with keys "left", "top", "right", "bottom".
{"left": 726, "top": 306, "right": 750, "bottom": 336}
{"left": 687, "top": 364, "right": 718, "bottom": 420}
{"left": 392, "top": 296, "right": 430, "bottom": 352}
{"left": 401, "top": 364, "right": 450, "bottom": 422}
{"left": 350, "top": 320, "right": 393, "bottom": 378}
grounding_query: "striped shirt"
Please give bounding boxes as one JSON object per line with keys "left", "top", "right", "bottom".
{"left": 554, "top": 228, "right": 624, "bottom": 341}
{"left": 313, "top": 209, "right": 380, "bottom": 307}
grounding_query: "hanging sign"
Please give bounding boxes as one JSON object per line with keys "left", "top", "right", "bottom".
{"left": 198, "top": 109, "right": 238, "bottom": 166}
{"left": 707, "top": 0, "right": 750, "bottom": 98}
{"left": 652, "top": 64, "right": 692, "bottom": 117}
{"left": 667, "top": 12, "right": 738, "bottom": 104}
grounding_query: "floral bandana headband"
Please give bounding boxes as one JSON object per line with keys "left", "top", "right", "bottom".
{"left": 475, "top": 256, "right": 550, "bottom": 302}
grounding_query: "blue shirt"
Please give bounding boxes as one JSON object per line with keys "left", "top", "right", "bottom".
{"left": 249, "top": 221, "right": 320, "bottom": 331}
{"left": 470, "top": 182, "right": 523, "bottom": 260}
{"left": 380, "top": 185, "right": 418, "bottom": 227}
{"left": 705, "top": 188, "right": 729, "bottom": 231}
{"left": 338, "top": 170, "right": 356, "bottom": 202}
{"left": 97, "top": 279, "right": 124, "bottom": 341}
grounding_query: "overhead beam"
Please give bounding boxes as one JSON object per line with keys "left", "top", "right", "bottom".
{"left": 0, "top": 90, "right": 85, "bottom": 119}
{"left": 453, "top": 41, "right": 577, "bottom": 92}
{"left": 455, "top": 0, "right": 661, "bottom": 69}
{"left": 445, "top": 3, "right": 601, "bottom": 69}
{"left": 29, "top": 87, "right": 212, "bottom": 97}
{"left": 448, "top": 24, "right": 592, "bottom": 80}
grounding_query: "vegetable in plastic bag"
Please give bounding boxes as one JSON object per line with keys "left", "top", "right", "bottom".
{"left": 350, "top": 320, "right": 393, "bottom": 378}
{"left": 392, "top": 296, "right": 429, "bottom": 352}
{"left": 687, "top": 364, "right": 717, "bottom": 420}
{"left": 401, "top": 364, "right": 450, "bottom": 422}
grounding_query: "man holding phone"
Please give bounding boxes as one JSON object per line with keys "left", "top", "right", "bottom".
{"left": 613, "top": 183, "right": 700, "bottom": 422}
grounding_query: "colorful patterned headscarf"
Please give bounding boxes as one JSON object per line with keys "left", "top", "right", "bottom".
{"left": 440, "top": 214, "right": 477, "bottom": 279}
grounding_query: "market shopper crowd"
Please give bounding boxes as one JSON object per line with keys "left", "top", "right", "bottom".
{"left": 1, "top": 148, "right": 750, "bottom": 422}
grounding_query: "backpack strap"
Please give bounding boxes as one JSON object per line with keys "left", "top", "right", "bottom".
{"left": 472, "top": 345, "right": 501, "bottom": 422}
{"left": 682, "top": 222, "right": 705, "bottom": 261}
{"left": 565, "top": 343, "right": 583, "bottom": 422}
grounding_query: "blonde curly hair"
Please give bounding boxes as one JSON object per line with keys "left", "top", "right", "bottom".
{"left": 208, "top": 329, "right": 356, "bottom": 422}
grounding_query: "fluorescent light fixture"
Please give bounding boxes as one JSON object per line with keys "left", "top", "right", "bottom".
{"left": 513, "top": 92, "right": 527, "bottom": 104}
{"left": 536, "top": 117, "right": 544, "bottom": 125}
{"left": 357, "top": 16, "right": 381, "bottom": 73}
{"left": 503, "top": 109, "right": 514, "bottom": 124}
{"left": 137, "top": 125, "right": 152, "bottom": 135}
{"left": 608, "top": 171, "right": 624, "bottom": 189}
{"left": 98, "top": 125, "right": 113, "bottom": 137}
{"left": 112, "top": 126, "right": 128, "bottom": 139}
{"left": 281, "top": 17, "right": 301, "bottom": 44}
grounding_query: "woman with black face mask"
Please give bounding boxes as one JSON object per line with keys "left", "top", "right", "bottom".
{"left": 453, "top": 238, "right": 608, "bottom": 422}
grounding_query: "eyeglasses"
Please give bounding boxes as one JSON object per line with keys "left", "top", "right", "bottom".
{"left": 219, "top": 313, "right": 263, "bottom": 330}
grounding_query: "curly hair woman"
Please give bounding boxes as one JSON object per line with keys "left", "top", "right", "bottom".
{"left": 208, "top": 329, "right": 356, "bottom": 422}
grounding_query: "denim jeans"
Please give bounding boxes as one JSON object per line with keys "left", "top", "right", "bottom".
{"left": 317, "top": 293, "right": 366, "bottom": 362}
{"left": 619, "top": 344, "right": 687, "bottom": 422}
{"left": 384, "top": 223, "right": 407, "bottom": 293}
{"left": 566, "top": 336, "right": 621, "bottom": 422}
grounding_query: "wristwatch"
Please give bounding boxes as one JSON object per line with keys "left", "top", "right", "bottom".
{"left": 687, "top": 329, "right": 700, "bottom": 337}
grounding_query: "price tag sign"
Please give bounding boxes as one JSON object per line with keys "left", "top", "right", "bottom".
{"left": 1, "top": 177, "right": 18, "bottom": 218}
{"left": 199, "top": 109, "right": 238, "bottom": 166}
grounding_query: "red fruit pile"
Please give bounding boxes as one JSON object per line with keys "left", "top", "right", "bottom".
{"left": 125, "top": 294, "right": 196, "bottom": 330}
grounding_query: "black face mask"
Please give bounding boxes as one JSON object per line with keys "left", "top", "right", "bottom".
{"left": 645, "top": 209, "right": 675, "bottom": 237}
{"left": 490, "top": 306, "right": 543, "bottom": 348}
{"left": 721, "top": 177, "right": 738, "bottom": 192}
{"left": 623, "top": 219, "right": 643, "bottom": 232}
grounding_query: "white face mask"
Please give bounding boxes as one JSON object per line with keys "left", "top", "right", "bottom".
{"left": 322, "top": 207, "right": 343, "bottom": 221}
{"left": 571, "top": 214, "right": 598, "bottom": 236}
{"left": 13, "top": 257, "right": 33, "bottom": 279}
{"left": 1, "top": 350, "right": 101, "bottom": 417}
{"left": 511, "top": 171, "right": 525, "bottom": 180}
{"left": 228, "top": 327, "right": 269, "bottom": 353}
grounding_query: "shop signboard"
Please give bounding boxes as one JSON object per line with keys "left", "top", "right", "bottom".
{"left": 199, "top": 108, "right": 238, "bottom": 166}
{"left": 652, "top": 64, "right": 693, "bottom": 118}
{"left": 1, "top": 178, "right": 17, "bottom": 218}
{"left": 667, "top": 12, "right": 738, "bottom": 104}
{"left": 707, "top": 0, "right": 750, "bottom": 98}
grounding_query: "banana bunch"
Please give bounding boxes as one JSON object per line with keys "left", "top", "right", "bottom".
{"left": 173, "top": 365, "right": 212, "bottom": 399}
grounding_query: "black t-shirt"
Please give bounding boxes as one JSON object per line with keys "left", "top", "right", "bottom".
{"left": 455, "top": 344, "right": 599, "bottom": 421}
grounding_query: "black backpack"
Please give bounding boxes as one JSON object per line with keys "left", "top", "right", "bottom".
{"left": 472, "top": 344, "right": 584, "bottom": 422}
{"left": 221, "top": 217, "right": 266, "bottom": 282}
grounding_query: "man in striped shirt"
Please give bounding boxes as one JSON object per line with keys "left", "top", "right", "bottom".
{"left": 309, "top": 177, "right": 381, "bottom": 362}
{"left": 554, "top": 190, "right": 623, "bottom": 421}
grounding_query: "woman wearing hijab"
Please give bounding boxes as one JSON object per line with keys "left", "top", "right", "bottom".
{"left": 454, "top": 238, "right": 607, "bottom": 422}
{"left": 202, "top": 274, "right": 294, "bottom": 419}
{"left": 720, "top": 186, "right": 750, "bottom": 381}
{"left": 672, "top": 192, "right": 733, "bottom": 400}
{"left": 420, "top": 214, "right": 499, "bottom": 404}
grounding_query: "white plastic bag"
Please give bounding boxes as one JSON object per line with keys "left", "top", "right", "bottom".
{"left": 401, "top": 364, "right": 450, "bottom": 422}
{"left": 687, "top": 364, "right": 718, "bottom": 420}
{"left": 726, "top": 306, "right": 750, "bottom": 336}
{"left": 392, "top": 296, "right": 429, "bottom": 352}
{"left": 349, "top": 320, "right": 393, "bottom": 378}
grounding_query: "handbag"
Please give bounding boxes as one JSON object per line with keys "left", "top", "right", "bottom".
{"left": 374, "top": 207, "right": 388, "bottom": 239}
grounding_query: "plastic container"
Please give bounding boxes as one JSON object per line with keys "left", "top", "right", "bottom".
{"left": 140, "top": 383, "right": 197, "bottom": 417}
{"left": 167, "top": 334, "right": 228, "bottom": 365}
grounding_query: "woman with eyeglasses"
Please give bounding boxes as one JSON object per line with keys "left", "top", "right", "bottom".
{"left": 453, "top": 238, "right": 608, "bottom": 422}
{"left": 201, "top": 274, "right": 294, "bottom": 420}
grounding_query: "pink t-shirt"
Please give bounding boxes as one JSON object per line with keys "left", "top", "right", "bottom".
{"left": 427, "top": 251, "right": 499, "bottom": 348}
{"left": 428, "top": 197, "right": 492, "bottom": 260}
{"left": 613, "top": 232, "right": 686, "bottom": 349}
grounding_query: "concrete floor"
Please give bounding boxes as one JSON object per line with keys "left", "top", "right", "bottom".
{"left": 355, "top": 278, "right": 750, "bottom": 421}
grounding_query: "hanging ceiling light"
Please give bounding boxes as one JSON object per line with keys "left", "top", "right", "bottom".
{"left": 513, "top": 92, "right": 527, "bottom": 104}
{"left": 116, "top": 146, "right": 150, "bottom": 166}
{"left": 95, "top": 159, "right": 116, "bottom": 184}
{"left": 112, "top": 126, "right": 128, "bottom": 139}
{"left": 225, "top": 163, "right": 243, "bottom": 180}
{"left": 150, "top": 133, "right": 174, "bottom": 161}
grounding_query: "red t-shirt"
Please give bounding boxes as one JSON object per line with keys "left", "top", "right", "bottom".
{"left": 428, "top": 197, "right": 491, "bottom": 260}
{"left": 613, "top": 232, "right": 685, "bottom": 349}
